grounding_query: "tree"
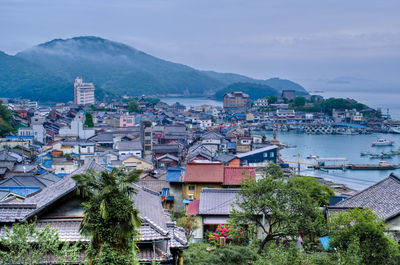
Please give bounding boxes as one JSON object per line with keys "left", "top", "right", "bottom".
{"left": 292, "top": 97, "right": 306, "bottom": 108}
{"left": 0, "top": 100, "right": 14, "bottom": 137}
{"left": 288, "top": 176, "right": 334, "bottom": 207}
{"left": 230, "top": 164, "right": 323, "bottom": 254}
{"left": 72, "top": 168, "right": 143, "bottom": 265}
{"left": 328, "top": 208, "right": 400, "bottom": 265}
{"left": 84, "top": 112, "right": 94, "bottom": 128}
{"left": 0, "top": 219, "right": 81, "bottom": 264}
{"left": 266, "top": 96, "right": 277, "bottom": 104}
{"left": 128, "top": 100, "right": 141, "bottom": 113}
{"left": 177, "top": 215, "right": 199, "bottom": 241}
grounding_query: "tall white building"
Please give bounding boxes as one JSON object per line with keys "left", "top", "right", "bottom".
{"left": 74, "top": 77, "right": 95, "bottom": 105}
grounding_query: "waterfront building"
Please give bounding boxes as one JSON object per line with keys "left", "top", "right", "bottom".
{"left": 223, "top": 91, "right": 250, "bottom": 109}
{"left": 281, "top": 90, "right": 296, "bottom": 101}
{"left": 253, "top": 98, "right": 269, "bottom": 107}
{"left": 74, "top": 77, "right": 95, "bottom": 105}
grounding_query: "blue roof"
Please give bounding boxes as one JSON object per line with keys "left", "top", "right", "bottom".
{"left": 166, "top": 167, "right": 185, "bottom": 182}
{"left": 42, "top": 160, "right": 52, "bottom": 169}
{"left": 6, "top": 136, "right": 34, "bottom": 140}
{"left": 227, "top": 142, "right": 237, "bottom": 148}
{"left": 0, "top": 186, "right": 40, "bottom": 197}
{"left": 55, "top": 173, "right": 68, "bottom": 178}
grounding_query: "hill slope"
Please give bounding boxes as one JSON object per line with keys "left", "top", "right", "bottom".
{"left": 214, "top": 82, "right": 278, "bottom": 100}
{"left": 0, "top": 36, "right": 308, "bottom": 102}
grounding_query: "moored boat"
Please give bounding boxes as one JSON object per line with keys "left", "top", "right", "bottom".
{"left": 372, "top": 139, "right": 394, "bottom": 147}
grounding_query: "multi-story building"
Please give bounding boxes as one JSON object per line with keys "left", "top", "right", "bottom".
{"left": 119, "top": 115, "right": 135, "bottom": 127}
{"left": 140, "top": 121, "right": 153, "bottom": 160}
{"left": 74, "top": 77, "right": 95, "bottom": 105}
{"left": 223, "top": 91, "right": 250, "bottom": 109}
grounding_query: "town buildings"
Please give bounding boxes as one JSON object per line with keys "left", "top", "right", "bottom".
{"left": 74, "top": 77, "right": 95, "bottom": 105}
{"left": 223, "top": 91, "right": 250, "bottom": 109}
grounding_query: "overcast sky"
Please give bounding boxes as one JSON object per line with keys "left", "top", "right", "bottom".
{"left": 1, "top": 0, "right": 400, "bottom": 92}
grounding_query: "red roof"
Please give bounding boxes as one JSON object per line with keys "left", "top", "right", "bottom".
{"left": 184, "top": 162, "right": 224, "bottom": 183}
{"left": 223, "top": 167, "right": 256, "bottom": 186}
{"left": 186, "top": 200, "right": 200, "bottom": 216}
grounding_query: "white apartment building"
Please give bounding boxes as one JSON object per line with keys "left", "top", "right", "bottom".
{"left": 74, "top": 77, "right": 95, "bottom": 105}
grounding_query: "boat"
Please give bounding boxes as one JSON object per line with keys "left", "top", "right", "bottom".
{"left": 306, "top": 155, "right": 318, "bottom": 159}
{"left": 372, "top": 139, "right": 394, "bottom": 147}
{"left": 360, "top": 151, "right": 371, "bottom": 156}
{"left": 389, "top": 126, "right": 400, "bottom": 134}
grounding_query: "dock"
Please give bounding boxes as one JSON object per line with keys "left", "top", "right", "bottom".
{"left": 313, "top": 163, "right": 398, "bottom": 170}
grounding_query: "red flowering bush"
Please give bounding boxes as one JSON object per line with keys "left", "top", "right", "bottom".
{"left": 208, "top": 224, "right": 247, "bottom": 246}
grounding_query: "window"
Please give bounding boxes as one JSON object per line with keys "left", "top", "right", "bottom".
{"left": 188, "top": 185, "right": 195, "bottom": 191}
{"left": 270, "top": 152, "right": 274, "bottom": 157}
{"left": 263, "top": 152, "right": 268, "bottom": 158}
{"left": 145, "top": 132, "right": 151, "bottom": 136}
{"left": 145, "top": 140, "right": 151, "bottom": 144}
{"left": 145, "top": 146, "right": 151, "bottom": 150}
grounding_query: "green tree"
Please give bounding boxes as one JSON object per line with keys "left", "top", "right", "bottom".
{"left": 128, "top": 100, "right": 141, "bottom": 113}
{"left": 0, "top": 100, "right": 14, "bottom": 137}
{"left": 329, "top": 208, "right": 399, "bottom": 265}
{"left": 292, "top": 97, "right": 306, "bottom": 107}
{"left": 230, "top": 164, "right": 323, "bottom": 254}
{"left": 72, "top": 168, "right": 143, "bottom": 265}
{"left": 288, "top": 176, "right": 334, "bottom": 207}
{"left": 0, "top": 219, "right": 81, "bottom": 264}
{"left": 177, "top": 215, "right": 199, "bottom": 241}
{"left": 266, "top": 96, "right": 277, "bottom": 104}
{"left": 84, "top": 112, "right": 94, "bottom": 128}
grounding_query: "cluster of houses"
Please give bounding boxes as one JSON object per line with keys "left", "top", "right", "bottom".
{"left": 0, "top": 93, "right": 399, "bottom": 263}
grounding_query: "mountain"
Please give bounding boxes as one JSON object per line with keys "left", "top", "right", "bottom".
{"left": 0, "top": 36, "right": 308, "bottom": 102}
{"left": 0, "top": 51, "right": 73, "bottom": 102}
{"left": 214, "top": 82, "right": 278, "bottom": 100}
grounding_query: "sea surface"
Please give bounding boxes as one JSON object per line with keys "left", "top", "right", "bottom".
{"left": 163, "top": 96, "right": 400, "bottom": 191}
{"left": 271, "top": 132, "right": 400, "bottom": 191}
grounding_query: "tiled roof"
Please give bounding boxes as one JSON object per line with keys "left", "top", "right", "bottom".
{"left": 223, "top": 167, "right": 255, "bottom": 186}
{"left": 329, "top": 173, "right": 400, "bottom": 220}
{"left": 198, "top": 188, "right": 240, "bottom": 215}
{"left": 167, "top": 223, "right": 188, "bottom": 248}
{"left": 214, "top": 154, "right": 236, "bottom": 163}
{"left": 115, "top": 141, "right": 142, "bottom": 151}
{"left": 186, "top": 200, "right": 199, "bottom": 216}
{"left": 184, "top": 162, "right": 224, "bottom": 183}
{"left": 138, "top": 224, "right": 169, "bottom": 242}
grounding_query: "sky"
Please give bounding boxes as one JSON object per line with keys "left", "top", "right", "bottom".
{"left": 1, "top": 0, "right": 400, "bottom": 94}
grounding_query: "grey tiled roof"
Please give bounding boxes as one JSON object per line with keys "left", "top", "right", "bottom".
{"left": 329, "top": 173, "right": 400, "bottom": 220}
{"left": 167, "top": 223, "right": 188, "bottom": 248}
{"left": 198, "top": 188, "right": 240, "bottom": 215}
{"left": 138, "top": 224, "right": 169, "bottom": 242}
{"left": 0, "top": 160, "right": 108, "bottom": 223}
{"left": 115, "top": 141, "right": 142, "bottom": 151}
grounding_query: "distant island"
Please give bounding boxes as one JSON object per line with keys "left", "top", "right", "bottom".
{"left": 0, "top": 36, "right": 307, "bottom": 102}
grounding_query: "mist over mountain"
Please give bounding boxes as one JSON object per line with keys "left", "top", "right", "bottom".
{"left": 0, "top": 36, "right": 307, "bottom": 102}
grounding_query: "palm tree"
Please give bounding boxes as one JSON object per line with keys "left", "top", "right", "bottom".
{"left": 72, "top": 167, "right": 142, "bottom": 263}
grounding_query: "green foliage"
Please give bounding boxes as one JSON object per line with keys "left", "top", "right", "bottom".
{"left": 177, "top": 215, "right": 199, "bottom": 241}
{"left": 0, "top": 219, "right": 81, "bottom": 265}
{"left": 324, "top": 97, "right": 366, "bottom": 115}
{"left": 0, "top": 100, "right": 14, "bottom": 137}
{"left": 328, "top": 208, "right": 400, "bottom": 265}
{"left": 292, "top": 97, "right": 306, "bottom": 108}
{"left": 266, "top": 95, "right": 277, "bottom": 104}
{"left": 230, "top": 163, "right": 324, "bottom": 254}
{"left": 183, "top": 243, "right": 258, "bottom": 265}
{"left": 214, "top": 82, "right": 278, "bottom": 100}
{"left": 207, "top": 224, "right": 247, "bottom": 246}
{"left": 288, "top": 176, "right": 334, "bottom": 207}
{"left": 128, "top": 100, "right": 141, "bottom": 113}
{"left": 72, "top": 168, "right": 142, "bottom": 265}
{"left": 84, "top": 112, "right": 94, "bottom": 127}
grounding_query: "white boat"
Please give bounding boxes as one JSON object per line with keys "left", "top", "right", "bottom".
{"left": 389, "top": 126, "right": 400, "bottom": 134}
{"left": 372, "top": 139, "right": 394, "bottom": 147}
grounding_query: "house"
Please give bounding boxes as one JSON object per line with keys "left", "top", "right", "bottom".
{"left": 52, "top": 158, "right": 79, "bottom": 174}
{"left": 0, "top": 160, "right": 188, "bottom": 264}
{"left": 187, "top": 188, "right": 239, "bottom": 242}
{"left": 236, "top": 137, "right": 252, "bottom": 153}
{"left": 58, "top": 117, "right": 95, "bottom": 140}
{"left": 222, "top": 167, "right": 255, "bottom": 187}
{"left": 165, "top": 167, "right": 185, "bottom": 211}
{"left": 121, "top": 155, "right": 154, "bottom": 171}
{"left": 114, "top": 141, "right": 142, "bottom": 157}
{"left": 327, "top": 173, "right": 400, "bottom": 239}
{"left": 236, "top": 145, "right": 278, "bottom": 166}
{"left": 214, "top": 154, "right": 240, "bottom": 167}
{"left": 120, "top": 115, "right": 135, "bottom": 127}
{"left": 155, "top": 154, "right": 180, "bottom": 169}
{"left": 183, "top": 162, "right": 224, "bottom": 201}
